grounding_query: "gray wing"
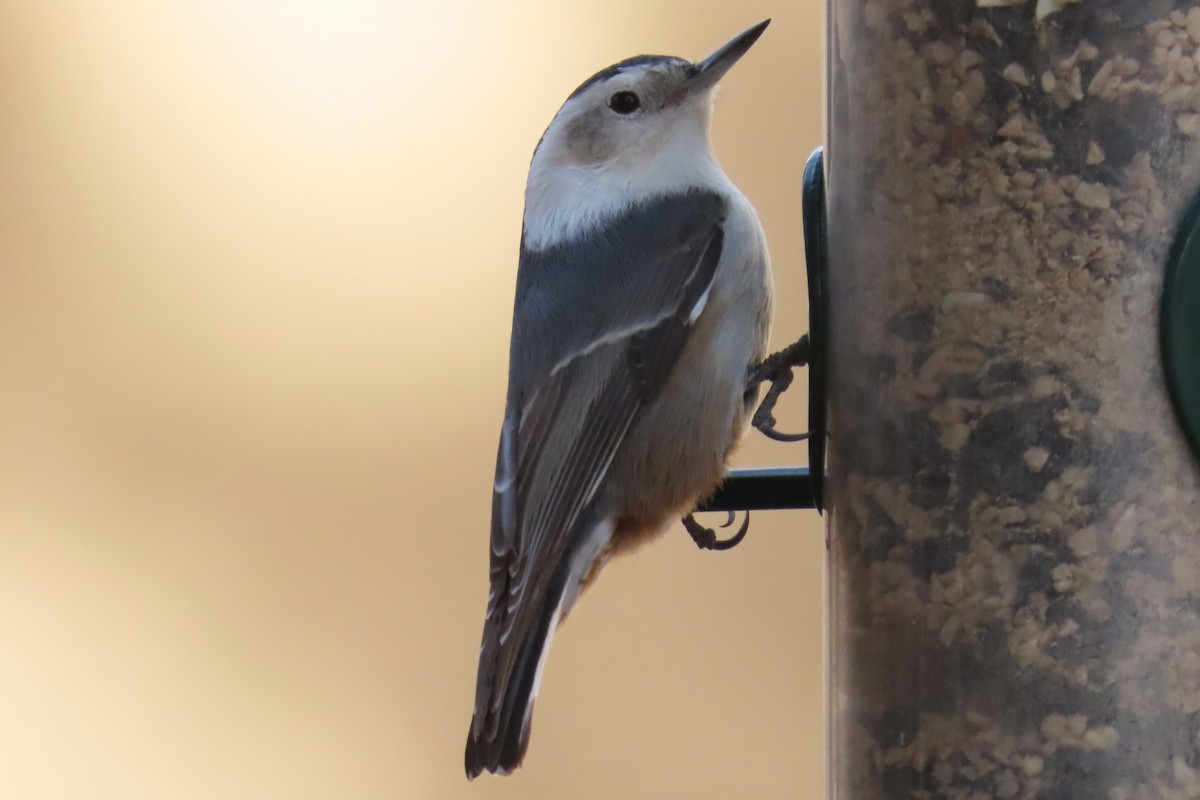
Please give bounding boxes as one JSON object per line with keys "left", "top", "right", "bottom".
{"left": 470, "top": 189, "right": 727, "bottom": 743}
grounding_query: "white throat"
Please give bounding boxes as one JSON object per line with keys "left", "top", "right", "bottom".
{"left": 521, "top": 120, "right": 733, "bottom": 251}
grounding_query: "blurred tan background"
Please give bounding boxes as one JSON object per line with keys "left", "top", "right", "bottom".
{"left": 0, "top": 1, "right": 823, "bottom": 798}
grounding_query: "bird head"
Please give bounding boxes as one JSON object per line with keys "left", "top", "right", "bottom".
{"left": 531, "top": 20, "right": 770, "bottom": 175}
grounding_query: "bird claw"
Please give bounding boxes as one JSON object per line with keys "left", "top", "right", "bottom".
{"left": 747, "top": 335, "right": 811, "bottom": 442}
{"left": 682, "top": 510, "right": 750, "bottom": 551}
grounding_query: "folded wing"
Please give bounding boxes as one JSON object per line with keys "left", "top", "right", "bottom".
{"left": 467, "top": 189, "right": 727, "bottom": 777}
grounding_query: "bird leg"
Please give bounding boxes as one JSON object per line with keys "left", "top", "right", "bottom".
{"left": 747, "top": 334, "right": 811, "bottom": 442}
{"left": 682, "top": 510, "right": 750, "bottom": 551}
{"left": 681, "top": 335, "right": 810, "bottom": 552}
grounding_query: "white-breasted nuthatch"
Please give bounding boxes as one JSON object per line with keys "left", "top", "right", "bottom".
{"left": 466, "top": 20, "right": 775, "bottom": 779}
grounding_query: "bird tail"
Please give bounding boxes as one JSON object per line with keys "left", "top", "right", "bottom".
{"left": 465, "top": 514, "right": 614, "bottom": 779}
{"left": 465, "top": 567, "right": 567, "bottom": 779}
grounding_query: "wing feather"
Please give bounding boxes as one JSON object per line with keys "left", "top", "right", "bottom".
{"left": 469, "top": 189, "right": 727, "bottom": 758}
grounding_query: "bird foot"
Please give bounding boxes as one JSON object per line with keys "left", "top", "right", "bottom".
{"left": 747, "top": 335, "right": 811, "bottom": 442}
{"left": 682, "top": 510, "right": 750, "bottom": 551}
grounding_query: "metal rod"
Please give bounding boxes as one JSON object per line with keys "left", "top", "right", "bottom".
{"left": 696, "top": 467, "right": 816, "bottom": 512}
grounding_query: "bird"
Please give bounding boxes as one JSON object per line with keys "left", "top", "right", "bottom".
{"left": 466, "top": 20, "right": 776, "bottom": 779}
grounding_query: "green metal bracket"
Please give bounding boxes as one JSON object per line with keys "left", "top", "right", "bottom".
{"left": 1162, "top": 192, "right": 1200, "bottom": 464}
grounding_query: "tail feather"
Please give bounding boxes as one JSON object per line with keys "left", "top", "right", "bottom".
{"left": 465, "top": 570, "right": 565, "bottom": 779}
{"left": 465, "top": 514, "right": 615, "bottom": 779}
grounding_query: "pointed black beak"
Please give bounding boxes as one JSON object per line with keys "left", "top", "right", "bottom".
{"left": 690, "top": 19, "right": 770, "bottom": 93}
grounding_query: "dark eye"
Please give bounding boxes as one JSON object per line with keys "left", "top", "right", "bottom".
{"left": 608, "top": 91, "right": 641, "bottom": 115}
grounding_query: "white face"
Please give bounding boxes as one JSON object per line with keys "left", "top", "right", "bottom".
{"left": 520, "top": 58, "right": 728, "bottom": 251}
{"left": 520, "top": 23, "right": 767, "bottom": 250}
{"left": 536, "top": 58, "right": 715, "bottom": 170}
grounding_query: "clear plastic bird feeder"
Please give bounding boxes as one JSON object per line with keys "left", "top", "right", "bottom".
{"left": 826, "top": 2, "right": 1200, "bottom": 798}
